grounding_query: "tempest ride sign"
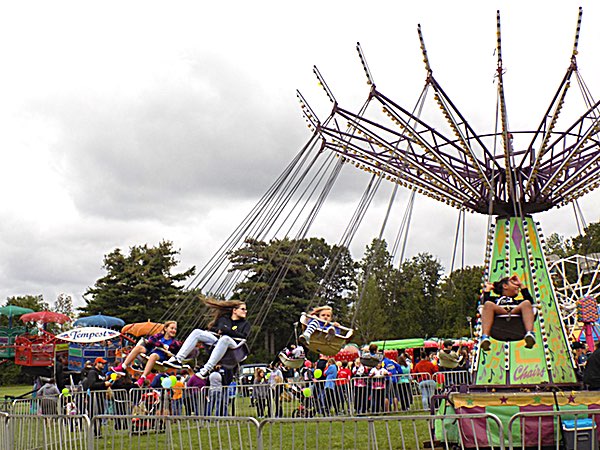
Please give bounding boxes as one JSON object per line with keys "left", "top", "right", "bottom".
{"left": 56, "top": 327, "right": 120, "bottom": 343}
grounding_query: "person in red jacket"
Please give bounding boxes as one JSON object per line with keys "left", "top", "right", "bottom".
{"left": 335, "top": 361, "right": 352, "bottom": 414}
{"left": 412, "top": 352, "right": 438, "bottom": 410}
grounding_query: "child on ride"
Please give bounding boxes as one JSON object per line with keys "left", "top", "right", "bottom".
{"left": 298, "top": 305, "right": 340, "bottom": 348}
{"left": 164, "top": 298, "right": 250, "bottom": 379}
{"left": 111, "top": 321, "right": 181, "bottom": 387}
{"left": 479, "top": 274, "right": 536, "bottom": 351}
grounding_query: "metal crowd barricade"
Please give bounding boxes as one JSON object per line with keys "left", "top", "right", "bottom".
{"left": 0, "top": 398, "right": 13, "bottom": 413}
{"left": 89, "top": 414, "right": 260, "bottom": 450}
{"left": 10, "top": 397, "right": 42, "bottom": 415}
{"left": 0, "top": 412, "right": 7, "bottom": 450}
{"left": 433, "top": 370, "right": 471, "bottom": 389}
{"left": 507, "top": 408, "right": 600, "bottom": 450}
{"left": 5, "top": 414, "right": 89, "bottom": 450}
{"left": 1, "top": 409, "right": 512, "bottom": 450}
{"left": 349, "top": 372, "right": 435, "bottom": 415}
{"left": 257, "top": 412, "right": 504, "bottom": 450}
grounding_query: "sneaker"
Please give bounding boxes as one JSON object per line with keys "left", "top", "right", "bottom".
{"left": 480, "top": 335, "right": 491, "bottom": 352}
{"left": 111, "top": 364, "right": 126, "bottom": 376}
{"left": 135, "top": 376, "right": 146, "bottom": 388}
{"left": 298, "top": 334, "right": 310, "bottom": 348}
{"left": 163, "top": 357, "right": 183, "bottom": 370}
{"left": 524, "top": 331, "right": 536, "bottom": 349}
{"left": 196, "top": 368, "right": 209, "bottom": 379}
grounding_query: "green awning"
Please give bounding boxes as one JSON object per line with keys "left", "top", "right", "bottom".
{"left": 369, "top": 338, "right": 425, "bottom": 350}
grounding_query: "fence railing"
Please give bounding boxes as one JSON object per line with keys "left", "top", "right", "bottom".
{"left": 5, "top": 408, "right": 600, "bottom": 450}
{"left": 2, "top": 412, "right": 502, "bottom": 450}
{"left": 507, "top": 408, "right": 600, "bottom": 450}
{"left": 6, "top": 371, "right": 472, "bottom": 420}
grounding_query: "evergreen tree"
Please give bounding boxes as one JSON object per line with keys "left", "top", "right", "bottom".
{"left": 437, "top": 266, "right": 484, "bottom": 337}
{"left": 80, "top": 241, "right": 195, "bottom": 324}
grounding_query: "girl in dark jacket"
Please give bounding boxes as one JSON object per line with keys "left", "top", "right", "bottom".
{"left": 165, "top": 298, "right": 250, "bottom": 378}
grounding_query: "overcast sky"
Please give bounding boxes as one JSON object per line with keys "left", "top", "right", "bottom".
{"left": 1, "top": 1, "right": 599, "bottom": 310}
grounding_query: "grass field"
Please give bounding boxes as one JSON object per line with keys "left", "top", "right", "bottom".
{"left": 0, "top": 384, "right": 31, "bottom": 398}
{"left": 6, "top": 414, "right": 436, "bottom": 450}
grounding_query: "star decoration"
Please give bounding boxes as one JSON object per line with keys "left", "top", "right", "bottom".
{"left": 466, "top": 397, "right": 474, "bottom": 406}
{"left": 533, "top": 395, "right": 541, "bottom": 404}
{"left": 568, "top": 395, "right": 576, "bottom": 403}
{"left": 500, "top": 396, "right": 508, "bottom": 405}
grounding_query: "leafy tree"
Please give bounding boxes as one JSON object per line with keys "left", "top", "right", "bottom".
{"left": 53, "top": 293, "right": 75, "bottom": 325}
{"left": 436, "top": 266, "right": 484, "bottom": 337}
{"left": 389, "top": 253, "right": 444, "bottom": 338}
{"left": 352, "top": 238, "right": 395, "bottom": 342}
{"left": 545, "top": 232, "right": 572, "bottom": 258}
{"left": 80, "top": 241, "right": 195, "bottom": 324}
{"left": 572, "top": 222, "right": 600, "bottom": 255}
{"left": 229, "top": 237, "right": 356, "bottom": 359}
{"left": 3, "top": 295, "right": 48, "bottom": 312}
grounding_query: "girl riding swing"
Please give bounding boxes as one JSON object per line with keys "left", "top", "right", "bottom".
{"left": 164, "top": 298, "right": 250, "bottom": 378}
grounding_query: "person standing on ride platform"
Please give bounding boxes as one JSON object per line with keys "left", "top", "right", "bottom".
{"left": 479, "top": 274, "right": 536, "bottom": 351}
{"left": 164, "top": 299, "right": 250, "bottom": 378}
{"left": 299, "top": 306, "right": 340, "bottom": 348}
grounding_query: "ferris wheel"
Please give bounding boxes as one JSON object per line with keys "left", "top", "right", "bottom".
{"left": 548, "top": 253, "right": 600, "bottom": 341}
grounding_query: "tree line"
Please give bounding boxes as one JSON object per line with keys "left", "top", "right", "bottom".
{"left": 2, "top": 221, "right": 599, "bottom": 372}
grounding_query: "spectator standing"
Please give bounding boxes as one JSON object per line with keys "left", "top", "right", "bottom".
{"left": 336, "top": 361, "right": 351, "bottom": 414}
{"left": 270, "top": 363, "right": 284, "bottom": 417}
{"left": 412, "top": 352, "right": 438, "bottom": 410}
{"left": 37, "top": 378, "right": 60, "bottom": 415}
{"left": 83, "top": 357, "right": 112, "bottom": 437}
{"left": 171, "top": 376, "right": 184, "bottom": 415}
{"left": 382, "top": 356, "right": 402, "bottom": 412}
{"left": 207, "top": 366, "right": 224, "bottom": 416}
{"left": 324, "top": 358, "right": 338, "bottom": 415}
{"left": 369, "top": 362, "right": 389, "bottom": 414}
{"left": 396, "top": 354, "right": 413, "bottom": 411}
{"left": 186, "top": 369, "right": 207, "bottom": 415}
{"left": 351, "top": 358, "right": 368, "bottom": 414}
{"left": 253, "top": 368, "right": 270, "bottom": 418}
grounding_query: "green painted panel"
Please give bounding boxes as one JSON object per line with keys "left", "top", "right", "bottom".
{"left": 474, "top": 216, "right": 577, "bottom": 386}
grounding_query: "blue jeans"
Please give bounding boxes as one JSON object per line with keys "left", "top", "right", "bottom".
{"left": 419, "top": 380, "right": 437, "bottom": 410}
{"left": 208, "top": 390, "right": 223, "bottom": 416}
{"left": 176, "top": 329, "right": 237, "bottom": 372}
{"left": 171, "top": 398, "right": 182, "bottom": 415}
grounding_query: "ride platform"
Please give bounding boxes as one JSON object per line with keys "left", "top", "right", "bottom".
{"left": 437, "top": 390, "right": 600, "bottom": 448}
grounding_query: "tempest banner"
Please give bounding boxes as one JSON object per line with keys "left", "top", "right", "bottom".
{"left": 56, "top": 327, "right": 120, "bottom": 343}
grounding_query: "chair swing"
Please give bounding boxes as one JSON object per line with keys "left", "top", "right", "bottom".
{"left": 489, "top": 307, "right": 528, "bottom": 342}
{"left": 360, "top": 351, "right": 384, "bottom": 368}
{"left": 298, "top": 313, "right": 354, "bottom": 355}
{"left": 278, "top": 352, "right": 305, "bottom": 369}
{"left": 204, "top": 332, "right": 249, "bottom": 370}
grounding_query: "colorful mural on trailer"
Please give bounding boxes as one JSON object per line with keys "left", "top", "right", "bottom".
{"left": 473, "top": 216, "right": 578, "bottom": 386}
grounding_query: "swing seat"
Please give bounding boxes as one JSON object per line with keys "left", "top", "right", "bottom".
{"left": 278, "top": 352, "right": 305, "bottom": 369}
{"left": 299, "top": 313, "right": 354, "bottom": 355}
{"left": 490, "top": 314, "right": 526, "bottom": 342}
{"left": 360, "top": 351, "right": 384, "bottom": 368}
{"left": 483, "top": 304, "right": 538, "bottom": 342}
{"left": 205, "top": 334, "right": 249, "bottom": 369}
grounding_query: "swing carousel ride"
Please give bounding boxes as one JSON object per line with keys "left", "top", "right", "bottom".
{"left": 159, "top": 6, "right": 600, "bottom": 405}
